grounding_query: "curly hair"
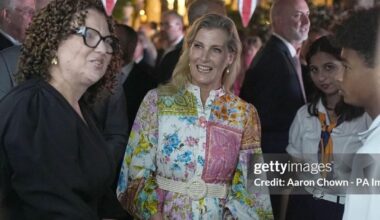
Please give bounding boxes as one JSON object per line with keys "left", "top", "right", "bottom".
{"left": 159, "top": 13, "right": 242, "bottom": 95}
{"left": 17, "top": 0, "right": 121, "bottom": 102}
{"left": 335, "top": 6, "right": 380, "bottom": 68}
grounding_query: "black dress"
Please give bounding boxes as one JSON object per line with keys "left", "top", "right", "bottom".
{"left": 0, "top": 79, "right": 115, "bottom": 219}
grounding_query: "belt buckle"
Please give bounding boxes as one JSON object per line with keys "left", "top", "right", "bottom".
{"left": 312, "top": 188, "right": 324, "bottom": 199}
{"left": 187, "top": 178, "right": 207, "bottom": 200}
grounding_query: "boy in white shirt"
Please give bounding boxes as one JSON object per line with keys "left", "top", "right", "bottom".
{"left": 334, "top": 6, "right": 380, "bottom": 220}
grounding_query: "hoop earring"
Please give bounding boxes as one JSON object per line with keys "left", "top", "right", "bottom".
{"left": 51, "top": 57, "right": 58, "bottom": 65}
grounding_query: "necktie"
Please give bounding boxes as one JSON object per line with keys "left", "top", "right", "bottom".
{"left": 293, "top": 56, "right": 307, "bottom": 103}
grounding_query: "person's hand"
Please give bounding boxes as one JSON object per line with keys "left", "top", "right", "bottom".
{"left": 149, "top": 212, "right": 163, "bottom": 220}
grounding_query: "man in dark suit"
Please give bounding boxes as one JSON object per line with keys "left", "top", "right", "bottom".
{"left": 0, "top": 0, "right": 35, "bottom": 50}
{"left": 0, "top": 30, "right": 13, "bottom": 50}
{"left": 154, "top": 10, "right": 184, "bottom": 85}
{"left": 154, "top": 38, "right": 183, "bottom": 85}
{"left": 239, "top": 0, "right": 310, "bottom": 218}
{"left": 0, "top": 0, "right": 40, "bottom": 99}
{"left": 241, "top": 0, "right": 310, "bottom": 154}
{"left": 115, "top": 24, "right": 157, "bottom": 134}
{"left": 0, "top": 45, "right": 20, "bottom": 99}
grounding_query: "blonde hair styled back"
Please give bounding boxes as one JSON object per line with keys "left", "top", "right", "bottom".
{"left": 159, "top": 13, "right": 242, "bottom": 95}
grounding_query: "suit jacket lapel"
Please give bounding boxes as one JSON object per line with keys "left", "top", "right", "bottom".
{"left": 270, "top": 35, "right": 305, "bottom": 103}
{"left": 0, "top": 52, "right": 13, "bottom": 97}
{"left": 0, "top": 32, "right": 14, "bottom": 50}
{"left": 270, "top": 36, "right": 299, "bottom": 74}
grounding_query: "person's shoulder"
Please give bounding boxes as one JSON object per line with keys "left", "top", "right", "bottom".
{"left": 0, "top": 79, "right": 57, "bottom": 113}
{"left": 225, "top": 92, "right": 243, "bottom": 102}
{"left": 225, "top": 92, "right": 258, "bottom": 113}
{"left": 1, "top": 79, "right": 41, "bottom": 101}
{"left": 169, "top": 46, "right": 182, "bottom": 57}
{"left": 250, "top": 40, "right": 287, "bottom": 70}
{"left": 161, "top": 47, "right": 182, "bottom": 65}
{"left": 145, "top": 88, "right": 159, "bottom": 100}
{"left": 0, "top": 32, "right": 14, "bottom": 50}
{"left": 340, "top": 111, "right": 372, "bottom": 131}
{"left": 0, "top": 79, "right": 52, "bottom": 128}
{"left": 135, "top": 61, "right": 153, "bottom": 72}
{"left": 352, "top": 112, "right": 372, "bottom": 125}
{"left": 295, "top": 104, "right": 311, "bottom": 117}
{"left": 260, "top": 41, "right": 286, "bottom": 58}
{"left": 133, "top": 62, "right": 156, "bottom": 83}
{"left": 0, "top": 44, "right": 21, "bottom": 56}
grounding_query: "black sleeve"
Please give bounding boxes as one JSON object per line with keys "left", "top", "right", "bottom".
{"left": 102, "top": 89, "right": 129, "bottom": 165}
{"left": 154, "top": 48, "right": 181, "bottom": 85}
{"left": 1, "top": 90, "right": 99, "bottom": 219}
{"left": 240, "top": 51, "right": 294, "bottom": 132}
{"left": 240, "top": 49, "right": 305, "bottom": 153}
{"left": 88, "top": 87, "right": 129, "bottom": 167}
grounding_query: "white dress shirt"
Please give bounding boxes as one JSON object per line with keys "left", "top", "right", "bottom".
{"left": 343, "top": 115, "right": 380, "bottom": 220}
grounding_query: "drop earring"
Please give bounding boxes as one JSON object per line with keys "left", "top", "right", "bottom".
{"left": 51, "top": 57, "right": 58, "bottom": 65}
{"left": 226, "top": 67, "right": 230, "bottom": 74}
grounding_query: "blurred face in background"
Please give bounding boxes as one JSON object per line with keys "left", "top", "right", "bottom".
{"left": 273, "top": 0, "right": 310, "bottom": 45}
{"left": 2, "top": 0, "right": 35, "bottom": 41}
{"left": 133, "top": 34, "right": 144, "bottom": 62}
{"left": 161, "top": 14, "right": 183, "bottom": 45}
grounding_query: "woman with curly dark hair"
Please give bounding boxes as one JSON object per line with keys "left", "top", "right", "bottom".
{"left": 0, "top": 0, "right": 121, "bottom": 219}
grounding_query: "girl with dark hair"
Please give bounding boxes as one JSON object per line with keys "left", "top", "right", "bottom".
{"left": 285, "top": 36, "right": 371, "bottom": 220}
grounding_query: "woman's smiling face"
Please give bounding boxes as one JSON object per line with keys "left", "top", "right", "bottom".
{"left": 189, "top": 28, "right": 233, "bottom": 90}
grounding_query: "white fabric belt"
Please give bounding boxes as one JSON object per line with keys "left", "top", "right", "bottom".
{"left": 156, "top": 175, "right": 228, "bottom": 200}
{"left": 305, "top": 187, "right": 345, "bottom": 205}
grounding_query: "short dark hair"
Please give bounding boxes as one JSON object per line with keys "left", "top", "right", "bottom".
{"left": 187, "top": 0, "right": 226, "bottom": 24}
{"left": 306, "top": 36, "right": 364, "bottom": 121}
{"left": 17, "top": 0, "right": 121, "bottom": 102}
{"left": 115, "top": 24, "right": 137, "bottom": 64}
{"left": 306, "top": 36, "right": 341, "bottom": 64}
{"left": 335, "top": 6, "right": 380, "bottom": 68}
{"left": 162, "top": 10, "right": 183, "bottom": 26}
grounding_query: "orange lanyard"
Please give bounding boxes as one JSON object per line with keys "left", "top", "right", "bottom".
{"left": 318, "top": 112, "right": 336, "bottom": 178}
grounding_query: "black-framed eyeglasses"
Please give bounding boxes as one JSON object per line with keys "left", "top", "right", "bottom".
{"left": 75, "top": 26, "right": 118, "bottom": 54}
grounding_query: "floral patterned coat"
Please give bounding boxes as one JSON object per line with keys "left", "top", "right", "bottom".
{"left": 117, "top": 84, "right": 273, "bottom": 219}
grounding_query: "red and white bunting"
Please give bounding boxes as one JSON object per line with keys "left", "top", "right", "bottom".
{"left": 102, "top": 0, "right": 117, "bottom": 16}
{"left": 238, "top": 0, "right": 257, "bottom": 28}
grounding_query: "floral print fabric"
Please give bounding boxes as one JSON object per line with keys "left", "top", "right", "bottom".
{"left": 117, "top": 84, "right": 273, "bottom": 219}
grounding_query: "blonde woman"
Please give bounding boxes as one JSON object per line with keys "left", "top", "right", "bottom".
{"left": 117, "top": 14, "right": 272, "bottom": 220}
